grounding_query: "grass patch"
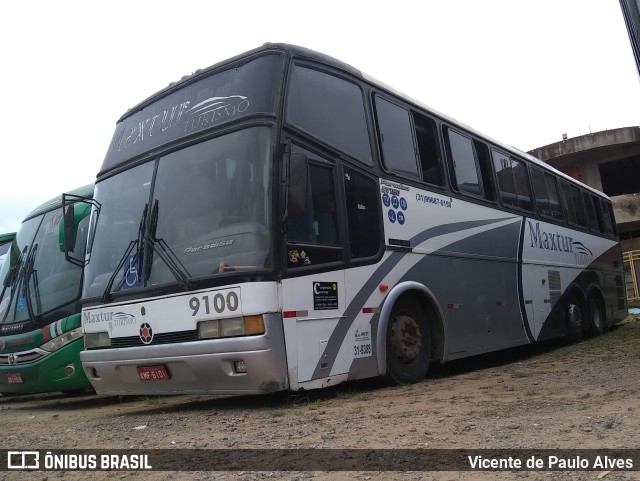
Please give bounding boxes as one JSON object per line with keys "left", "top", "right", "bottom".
{"left": 140, "top": 396, "right": 166, "bottom": 406}
{"left": 545, "top": 318, "right": 640, "bottom": 361}
{"left": 303, "top": 398, "right": 324, "bottom": 410}
{"left": 335, "top": 389, "right": 364, "bottom": 400}
{"left": 355, "top": 393, "right": 372, "bottom": 402}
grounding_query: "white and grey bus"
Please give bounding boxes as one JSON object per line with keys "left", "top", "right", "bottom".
{"left": 78, "top": 44, "right": 627, "bottom": 395}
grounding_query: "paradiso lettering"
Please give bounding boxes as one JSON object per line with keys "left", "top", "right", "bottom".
{"left": 110, "top": 95, "right": 250, "bottom": 153}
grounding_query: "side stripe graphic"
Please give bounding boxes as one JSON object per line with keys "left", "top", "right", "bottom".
{"left": 310, "top": 217, "right": 518, "bottom": 380}
{"left": 517, "top": 219, "right": 535, "bottom": 343}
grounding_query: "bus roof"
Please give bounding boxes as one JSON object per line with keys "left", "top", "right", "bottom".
{"left": 23, "top": 184, "right": 94, "bottom": 222}
{"left": 118, "top": 43, "right": 362, "bottom": 124}
{"left": 118, "top": 43, "right": 607, "bottom": 200}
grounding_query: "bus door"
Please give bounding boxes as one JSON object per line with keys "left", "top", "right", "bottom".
{"left": 282, "top": 144, "right": 347, "bottom": 388}
{"left": 281, "top": 274, "right": 346, "bottom": 387}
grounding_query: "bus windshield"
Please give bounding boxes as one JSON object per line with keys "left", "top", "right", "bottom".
{"left": 0, "top": 208, "right": 88, "bottom": 323}
{"left": 84, "top": 126, "right": 273, "bottom": 299}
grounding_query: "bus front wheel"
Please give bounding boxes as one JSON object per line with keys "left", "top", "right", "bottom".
{"left": 384, "top": 299, "right": 431, "bottom": 384}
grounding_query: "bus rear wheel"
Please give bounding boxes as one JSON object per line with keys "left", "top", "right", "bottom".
{"left": 565, "top": 295, "right": 584, "bottom": 344}
{"left": 384, "top": 299, "right": 431, "bottom": 384}
{"left": 587, "top": 295, "right": 605, "bottom": 337}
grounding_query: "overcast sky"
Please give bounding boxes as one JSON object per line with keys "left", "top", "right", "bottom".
{"left": 1, "top": 0, "right": 638, "bottom": 234}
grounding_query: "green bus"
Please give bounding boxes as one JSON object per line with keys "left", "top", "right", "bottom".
{"left": 0, "top": 185, "right": 93, "bottom": 394}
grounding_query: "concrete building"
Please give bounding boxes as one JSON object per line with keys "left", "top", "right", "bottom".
{"left": 529, "top": 126, "right": 640, "bottom": 305}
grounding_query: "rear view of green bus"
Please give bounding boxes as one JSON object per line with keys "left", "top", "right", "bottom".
{"left": 0, "top": 185, "right": 93, "bottom": 394}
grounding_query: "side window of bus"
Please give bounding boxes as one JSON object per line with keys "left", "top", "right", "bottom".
{"left": 286, "top": 151, "right": 342, "bottom": 268}
{"left": 286, "top": 65, "right": 372, "bottom": 166}
{"left": 474, "top": 140, "right": 496, "bottom": 201}
{"left": 531, "top": 167, "right": 563, "bottom": 221}
{"left": 545, "top": 173, "right": 563, "bottom": 221}
{"left": 594, "top": 196, "right": 608, "bottom": 234}
{"left": 444, "top": 127, "right": 493, "bottom": 199}
{"left": 559, "top": 181, "right": 578, "bottom": 225}
{"left": 570, "top": 185, "right": 587, "bottom": 228}
{"left": 492, "top": 150, "right": 532, "bottom": 210}
{"left": 343, "top": 166, "right": 381, "bottom": 259}
{"left": 413, "top": 113, "right": 444, "bottom": 186}
{"left": 375, "top": 97, "right": 420, "bottom": 178}
{"left": 601, "top": 200, "right": 617, "bottom": 237}
{"left": 583, "top": 192, "right": 604, "bottom": 233}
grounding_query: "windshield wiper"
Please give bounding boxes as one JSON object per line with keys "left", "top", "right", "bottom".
{"left": 145, "top": 200, "right": 194, "bottom": 291}
{"left": 100, "top": 203, "right": 148, "bottom": 303}
{"left": 0, "top": 246, "right": 28, "bottom": 323}
{"left": 21, "top": 243, "right": 41, "bottom": 318}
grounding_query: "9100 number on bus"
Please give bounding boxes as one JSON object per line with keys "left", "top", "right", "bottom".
{"left": 189, "top": 291, "right": 239, "bottom": 316}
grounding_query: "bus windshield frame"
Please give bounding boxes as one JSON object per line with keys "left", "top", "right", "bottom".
{"left": 0, "top": 208, "right": 88, "bottom": 324}
{"left": 83, "top": 126, "right": 275, "bottom": 301}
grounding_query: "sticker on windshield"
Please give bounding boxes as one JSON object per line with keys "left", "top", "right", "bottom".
{"left": 123, "top": 254, "right": 143, "bottom": 289}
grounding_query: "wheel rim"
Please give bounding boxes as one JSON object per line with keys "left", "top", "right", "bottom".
{"left": 390, "top": 313, "right": 422, "bottom": 364}
{"left": 569, "top": 303, "right": 582, "bottom": 329}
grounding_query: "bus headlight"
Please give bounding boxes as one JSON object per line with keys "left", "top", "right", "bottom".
{"left": 197, "top": 315, "right": 265, "bottom": 340}
{"left": 197, "top": 320, "right": 220, "bottom": 339}
{"left": 84, "top": 331, "right": 111, "bottom": 349}
{"left": 41, "top": 327, "right": 83, "bottom": 353}
{"left": 220, "top": 317, "right": 244, "bottom": 337}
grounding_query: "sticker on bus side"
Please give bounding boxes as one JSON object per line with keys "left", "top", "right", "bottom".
{"left": 313, "top": 282, "right": 338, "bottom": 310}
{"left": 353, "top": 327, "right": 372, "bottom": 358}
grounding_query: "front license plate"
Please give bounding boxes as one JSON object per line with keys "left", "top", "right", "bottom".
{"left": 137, "top": 365, "right": 170, "bottom": 382}
{"left": 6, "top": 373, "right": 23, "bottom": 384}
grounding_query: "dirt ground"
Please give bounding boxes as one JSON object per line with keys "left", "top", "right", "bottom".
{"left": 1, "top": 317, "right": 639, "bottom": 481}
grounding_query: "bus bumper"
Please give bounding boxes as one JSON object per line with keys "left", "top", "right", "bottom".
{"left": 80, "top": 313, "right": 289, "bottom": 395}
{"left": 0, "top": 338, "right": 91, "bottom": 394}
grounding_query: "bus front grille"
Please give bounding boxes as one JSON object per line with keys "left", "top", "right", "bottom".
{"left": 0, "top": 350, "right": 46, "bottom": 365}
{"left": 110, "top": 330, "right": 198, "bottom": 348}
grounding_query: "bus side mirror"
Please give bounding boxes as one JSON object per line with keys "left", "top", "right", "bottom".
{"left": 58, "top": 192, "right": 95, "bottom": 267}
{"left": 288, "top": 153, "right": 308, "bottom": 215}
{"left": 61, "top": 204, "right": 76, "bottom": 253}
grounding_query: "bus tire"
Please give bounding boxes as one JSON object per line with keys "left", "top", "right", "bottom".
{"left": 587, "top": 294, "right": 605, "bottom": 337}
{"left": 565, "top": 295, "right": 584, "bottom": 344}
{"left": 384, "top": 299, "right": 431, "bottom": 384}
